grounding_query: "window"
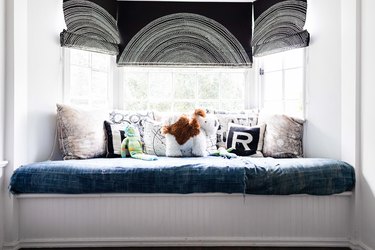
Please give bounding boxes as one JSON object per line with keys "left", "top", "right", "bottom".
{"left": 63, "top": 47, "right": 252, "bottom": 112}
{"left": 63, "top": 48, "right": 305, "bottom": 116}
{"left": 63, "top": 48, "right": 114, "bottom": 109}
{"left": 256, "top": 48, "right": 306, "bottom": 119}
{"left": 121, "top": 67, "right": 251, "bottom": 113}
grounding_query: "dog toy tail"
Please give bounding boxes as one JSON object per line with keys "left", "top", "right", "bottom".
{"left": 209, "top": 147, "right": 237, "bottom": 159}
{"left": 130, "top": 152, "right": 158, "bottom": 161}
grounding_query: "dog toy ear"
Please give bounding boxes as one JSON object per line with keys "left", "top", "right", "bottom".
{"left": 194, "top": 108, "right": 206, "bottom": 118}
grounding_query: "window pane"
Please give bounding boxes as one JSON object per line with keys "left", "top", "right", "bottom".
{"left": 149, "top": 72, "right": 172, "bottom": 100}
{"left": 283, "top": 48, "right": 304, "bottom": 69}
{"left": 220, "top": 100, "right": 244, "bottom": 111}
{"left": 197, "top": 73, "right": 219, "bottom": 99}
{"left": 124, "top": 72, "right": 148, "bottom": 100}
{"left": 149, "top": 101, "right": 172, "bottom": 112}
{"left": 220, "top": 72, "right": 244, "bottom": 100}
{"left": 91, "top": 71, "right": 108, "bottom": 101}
{"left": 285, "top": 68, "right": 303, "bottom": 100}
{"left": 263, "top": 71, "right": 282, "bottom": 101}
{"left": 263, "top": 100, "right": 283, "bottom": 114}
{"left": 174, "top": 72, "right": 196, "bottom": 99}
{"left": 285, "top": 100, "right": 303, "bottom": 118}
{"left": 120, "top": 67, "right": 247, "bottom": 113}
{"left": 124, "top": 100, "right": 148, "bottom": 111}
{"left": 70, "top": 65, "right": 90, "bottom": 97}
{"left": 70, "top": 98, "right": 89, "bottom": 107}
{"left": 262, "top": 53, "right": 283, "bottom": 72}
{"left": 174, "top": 102, "right": 196, "bottom": 112}
{"left": 92, "top": 52, "right": 109, "bottom": 71}
{"left": 197, "top": 101, "right": 220, "bottom": 111}
{"left": 70, "top": 49, "right": 90, "bottom": 67}
{"left": 92, "top": 99, "right": 108, "bottom": 109}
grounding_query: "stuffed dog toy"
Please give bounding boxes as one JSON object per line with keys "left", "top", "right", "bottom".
{"left": 162, "top": 108, "right": 218, "bottom": 157}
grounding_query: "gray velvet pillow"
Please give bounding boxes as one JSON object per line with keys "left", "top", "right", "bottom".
{"left": 56, "top": 104, "right": 107, "bottom": 160}
{"left": 261, "top": 114, "right": 304, "bottom": 158}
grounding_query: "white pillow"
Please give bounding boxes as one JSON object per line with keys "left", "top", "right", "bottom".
{"left": 56, "top": 104, "right": 107, "bottom": 160}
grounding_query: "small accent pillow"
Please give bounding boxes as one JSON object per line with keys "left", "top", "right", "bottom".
{"left": 261, "top": 114, "right": 305, "bottom": 158}
{"left": 226, "top": 122, "right": 265, "bottom": 156}
{"left": 105, "top": 111, "right": 155, "bottom": 157}
{"left": 104, "top": 121, "right": 126, "bottom": 158}
{"left": 143, "top": 120, "right": 166, "bottom": 156}
{"left": 56, "top": 104, "right": 107, "bottom": 160}
{"left": 215, "top": 111, "right": 258, "bottom": 148}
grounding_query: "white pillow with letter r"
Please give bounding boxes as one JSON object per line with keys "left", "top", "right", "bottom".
{"left": 226, "top": 122, "right": 265, "bottom": 156}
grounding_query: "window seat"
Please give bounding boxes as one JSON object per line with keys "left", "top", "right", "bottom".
{"left": 9, "top": 157, "right": 355, "bottom": 195}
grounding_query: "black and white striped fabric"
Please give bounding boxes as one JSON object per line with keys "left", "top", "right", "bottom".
{"left": 60, "top": 0, "right": 120, "bottom": 55}
{"left": 116, "top": 1, "right": 253, "bottom": 67}
{"left": 252, "top": 0, "right": 310, "bottom": 57}
{"left": 117, "top": 12, "right": 251, "bottom": 67}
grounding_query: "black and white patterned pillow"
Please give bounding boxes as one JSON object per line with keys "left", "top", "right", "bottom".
{"left": 104, "top": 111, "right": 155, "bottom": 157}
{"left": 143, "top": 120, "right": 166, "bottom": 156}
{"left": 104, "top": 121, "right": 126, "bottom": 158}
{"left": 209, "top": 109, "right": 259, "bottom": 148}
{"left": 226, "top": 123, "right": 265, "bottom": 156}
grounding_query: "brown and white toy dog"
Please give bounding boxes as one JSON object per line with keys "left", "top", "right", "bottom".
{"left": 162, "top": 108, "right": 218, "bottom": 157}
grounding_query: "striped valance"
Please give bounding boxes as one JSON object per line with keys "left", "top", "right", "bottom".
{"left": 252, "top": 0, "right": 310, "bottom": 57}
{"left": 116, "top": 1, "right": 253, "bottom": 67}
{"left": 60, "top": 0, "right": 120, "bottom": 55}
{"left": 60, "top": 0, "right": 310, "bottom": 65}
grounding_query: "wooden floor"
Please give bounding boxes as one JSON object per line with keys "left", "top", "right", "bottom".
{"left": 22, "top": 247, "right": 352, "bottom": 250}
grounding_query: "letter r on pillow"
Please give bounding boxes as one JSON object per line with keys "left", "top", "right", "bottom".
{"left": 231, "top": 131, "right": 253, "bottom": 151}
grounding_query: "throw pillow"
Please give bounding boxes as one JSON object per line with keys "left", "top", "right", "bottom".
{"left": 105, "top": 111, "right": 155, "bottom": 157}
{"left": 104, "top": 121, "right": 126, "bottom": 158}
{"left": 261, "top": 114, "right": 305, "bottom": 158}
{"left": 143, "top": 120, "right": 166, "bottom": 156}
{"left": 56, "top": 104, "right": 107, "bottom": 160}
{"left": 215, "top": 111, "right": 258, "bottom": 148}
{"left": 226, "top": 123, "right": 265, "bottom": 156}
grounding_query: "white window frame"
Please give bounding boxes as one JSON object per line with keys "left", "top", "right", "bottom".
{"left": 63, "top": 48, "right": 116, "bottom": 109}
{"left": 255, "top": 48, "right": 307, "bottom": 119}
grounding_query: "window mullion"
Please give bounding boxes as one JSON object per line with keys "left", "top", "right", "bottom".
{"left": 171, "top": 70, "right": 175, "bottom": 112}
{"left": 195, "top": 71, "right": 198, "bottom": 108}
{"left": 281, "top": 55, "right": 286, "bottom": 113}
{"left": 89, "top": 53, "right": 93, "bottom": 108}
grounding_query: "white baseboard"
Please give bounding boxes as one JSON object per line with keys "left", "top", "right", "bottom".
{"left": 3, "top": 237, "right": 354, "bottom": 250}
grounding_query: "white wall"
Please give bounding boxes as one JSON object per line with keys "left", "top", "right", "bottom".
{"left": 0, "top": 0, "right": 6, "bottom": 247}
{"left": 304, "top": 0, "right": 342, "bottom": 159}
{"left": 0, "top": 0, "right": 6, "bottom": 161}
{"left": 27, "top": 0, "right": 65, "bottom": 162}
{"left": 3, "top": 0, "right": 64, "bottom": 246}
{"left": 360, "top": 0, "right": 375, "bottom": 248}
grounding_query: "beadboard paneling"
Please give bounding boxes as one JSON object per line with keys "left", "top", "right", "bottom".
{"left": 16, "top": 193, "right": 352, "bottom": 247}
